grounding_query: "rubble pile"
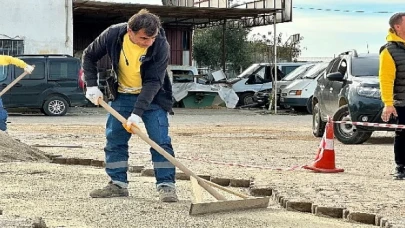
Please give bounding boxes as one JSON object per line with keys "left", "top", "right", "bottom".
{"left": 0, "top": 132, "right": 48, "bottom": 162}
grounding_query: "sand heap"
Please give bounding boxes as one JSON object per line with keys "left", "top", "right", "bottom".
{"left": 0, "top": 215, "right": 47, "bottom": 228}
{"left": 0, "top": 131, "right": 49, "bottom": 162}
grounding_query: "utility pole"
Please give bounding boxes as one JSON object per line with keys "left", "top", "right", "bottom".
{"left": 269, "top": 3, "right": 278, "bottom": 113}
{"left": 221, "top": 19, "right": 227, "bottom": 72}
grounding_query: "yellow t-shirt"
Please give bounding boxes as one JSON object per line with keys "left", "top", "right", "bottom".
{"left": 117, "top": 34, "right": 148, "bottom": 94}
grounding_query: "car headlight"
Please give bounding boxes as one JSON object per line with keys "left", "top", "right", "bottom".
{"left": 288, "top": 90, "right": 302, "bottom": 95}
{"left": 356, "top": 87, "right": 380, "bottom": 98}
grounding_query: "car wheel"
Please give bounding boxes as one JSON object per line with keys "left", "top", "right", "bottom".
{"left": 333, "top": 104, "right": 372, "bottom": 144}
{"left": 312, "top": 103, "right": 326, "bottom": 137}
{"left": 239, "top": 92, "right": 255, "bottom": 106}
{"left": 42, "top": 96, "right": 69, "bottom": 116}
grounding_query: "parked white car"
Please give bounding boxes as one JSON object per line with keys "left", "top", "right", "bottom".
{"left": 275, "top": 63, "right": 316, "bottom": 107}
{"left": 280, "top": 62, "right": 329, "bottom": 113}
{"left": 229, "top": 62, "right": 308, "bottom": 106}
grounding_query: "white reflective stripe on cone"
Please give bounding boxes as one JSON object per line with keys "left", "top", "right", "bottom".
{"left": 324, "top": 138, "right": 334, "bottom": 150}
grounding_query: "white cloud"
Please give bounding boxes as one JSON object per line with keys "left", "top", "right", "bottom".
{"left": 251, "top": 10, "right": 392, "bottom": 57}
{"left": 286, "top": 13, "right": 388, "bottom": 33}
{"left": 92, "top": 0, "right": 398, "bottom": 57}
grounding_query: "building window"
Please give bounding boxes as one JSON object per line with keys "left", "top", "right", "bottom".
{"left": 182, "top": 31, "right": 190, "bottom": 51}
{"left": 0, "top": 39, "right": 24, "bottom": 56}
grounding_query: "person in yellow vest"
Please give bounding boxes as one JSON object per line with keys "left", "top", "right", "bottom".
{"left": 82, "top": 9, "right": 177, "bottom": 202}
{"left": 379, "top": 12, "right": 405, "bottom": 179}
{"left": 0, "top": 55, "right": 34, "bottom": 132}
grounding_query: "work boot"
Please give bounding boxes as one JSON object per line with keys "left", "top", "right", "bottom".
{"left": 394, "top": 166, "right": 405, "bottom": 180}
{"left": 158, "top": 186, "right": 178, "bottom": 202}
{"left": 90, "top": 182, "right": 129, "bottom": 198}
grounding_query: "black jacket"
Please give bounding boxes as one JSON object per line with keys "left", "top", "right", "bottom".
{"left": 381, "top": 41, "right": 405, "bottom": 106}
{"left": 82, "top": 23, "right": 173, "bottom": 116}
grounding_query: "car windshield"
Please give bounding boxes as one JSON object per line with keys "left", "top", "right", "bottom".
{"left": 237, "top": 64, "right": 260, "bottom": 78}
{"left": 351, "top": 57, "right": 379, "bottom": 76}
{"left": 303, "top": 62, "right": 329, "bottom": 79}
{"left": 281, "top": 64, "right": 314, "bottom": 81}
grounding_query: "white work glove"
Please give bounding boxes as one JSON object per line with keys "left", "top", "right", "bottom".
{"left": 24, "top": 65, "right": 34, "bottom": 74}
{"left": 85, "top": 86, "right": 103, "bottom": 105}
{"left": 123, "top": 113, "right": 143, "bottom": 134}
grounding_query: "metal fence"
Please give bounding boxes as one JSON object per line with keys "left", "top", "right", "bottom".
{"left": 0, "top": 39, "right": 24, "bottom": 56}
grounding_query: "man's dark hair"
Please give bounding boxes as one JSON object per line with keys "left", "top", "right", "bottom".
{"left": 389, "top": 12, "right": 405, "bottom": 30}
{"left": 128, "top": 9, "right": 161, "bottom": 36}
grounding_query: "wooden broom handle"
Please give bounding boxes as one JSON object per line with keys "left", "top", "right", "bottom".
{"left": 98, "top": 99, "right": 227, "bottom": 201}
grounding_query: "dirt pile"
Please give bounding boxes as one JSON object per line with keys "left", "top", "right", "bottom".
{"left": 0, "top": 132, "right": 49, "bottom": 162}
{"left": 0, "top": 215, "right": 47, "bottom": 228}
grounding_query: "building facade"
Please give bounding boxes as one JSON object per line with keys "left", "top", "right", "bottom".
{"left": 1, "top": 0, "right": 191, "bottom": 66}
{"left": 2, "top": 0, "right": 290, "bottom": 69}
{"left": 0, "top": 0, "right": 74, "bottom": 56}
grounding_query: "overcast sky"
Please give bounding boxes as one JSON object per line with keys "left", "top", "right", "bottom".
{"left": 250, "top": 0, "right": 399, "bottom": 57}
{"left": 95, "top": 0, "right": 401, "bottom": 57}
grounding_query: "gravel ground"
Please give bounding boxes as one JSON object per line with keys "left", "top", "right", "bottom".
{"left": 0, "top": 162, "right": 373, "bottom": 228}
{"left": 3, "top": 107, "right": 404, "bottom": 227}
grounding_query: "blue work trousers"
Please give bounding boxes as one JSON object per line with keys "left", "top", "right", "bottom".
{"left": 0, "top": 98, "right": 7, "bottom": 131}
{"left": 104, "top": 93, "right": 175, "bottom": 189}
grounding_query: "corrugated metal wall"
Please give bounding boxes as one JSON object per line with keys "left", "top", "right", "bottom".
{"left": 165, "top": 28, "right": 183, "bottom": 65}
{"left": 165, "top": 27, "right": 192, "bottom": 66}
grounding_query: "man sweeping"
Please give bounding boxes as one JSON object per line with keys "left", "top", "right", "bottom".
{"left": 82, "top": 9, "right": 178, "bottom": 202}
{"left": 0, "top": 55, "right": 34, "bottom": 132}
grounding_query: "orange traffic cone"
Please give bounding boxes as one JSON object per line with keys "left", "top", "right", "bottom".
{"left": 304, "top": 118, "right": 344, "bottom": 173}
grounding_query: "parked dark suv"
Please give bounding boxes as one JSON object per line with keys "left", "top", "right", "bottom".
{"left": 0, "top": 54, "right": 88, "bottom": 116}
{"left": 312, "top": 50, "right": 393, "bottom": 144}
